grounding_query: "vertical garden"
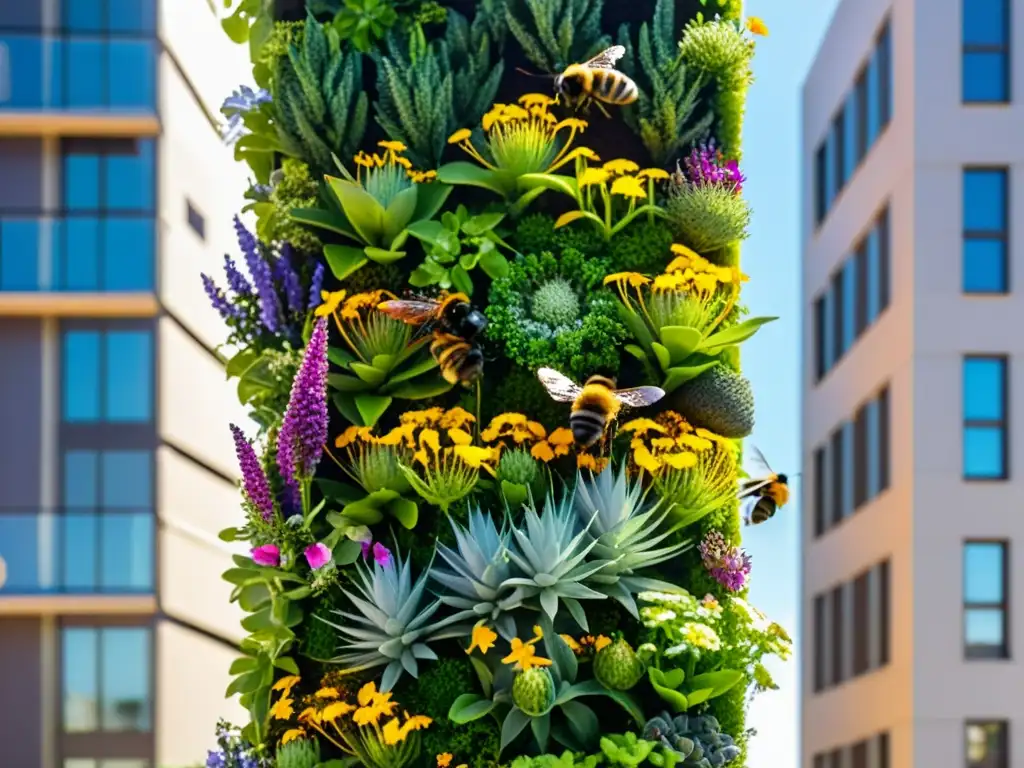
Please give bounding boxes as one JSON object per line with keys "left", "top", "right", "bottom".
{"left": 205, "top": 0, "right": 790, "bottom": 766}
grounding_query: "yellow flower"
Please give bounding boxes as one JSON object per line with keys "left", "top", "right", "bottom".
{"left": 604, "top": 272, "right": 651, "bottom": 288}
{"left": 408, "top": 169, "right": 438, "bottom": 183}
{"left": 520, "top": 93, "right": 557, "bottom": 108}
{"left": 270, "top": 696, "right": 295, "bottom": 721}
{"left": 448, "top": 428, "right": 473, "bottom": 446}
{"left": 438, "top": 755, "right": 454, "bottom": 768}
{"left": 454, "top": 445, "right": 498, "bottom": 475}
{"left": 548, "top": 427, "right": 575, "bottom": 447}
{"left": 354, "top": 151, "right": 375, "bottom": 168}
{"left": 378, "top": 140, "right": 408, "bottom": 152}
{"left": 440, "top": 407, "right": 476, "bottom": 430}
{"left": 448, "top": 128, "right": 473, "bottom": 144}
{"left": 579, "top": 167, "right": 611, "bottom": 188}
{"left": 531, "top": 440, "right": 555, "bottom": 462}
{"left": 610, "top": 175, "right": 648, "bottom": 199}
{"left": 315, "top": 686, "right": 340, "bottom": 699}
{"left": 336, "top": 425, "right": 376, "bottom": 448}
{"left": 620, "top": 418, "right": 665, "bottom": 436}
{"left": 669, "top": 242, "right": 702, "bottom": 262}
{"left": 502, "top": 637, "right": 553, "bottom": 672}
{"left": 746, "top": 16, "right": 769, "bottom": 36}
{"left": 560, "top": 634, "right": 582, "bottom": 652}
{"left": 298, "top": 706, "right": 321, "bottom": 725}
{"left": 382, "top": 717, "right": 404, "bottom": 745}
{"left": 595, "top": 635, "right": 613, "bottom": 651}
{"left": 281, "top": 728, "right": 305, "bottom": 745}
{"left": 321, "top": 701, "right": 356, "bottom": 722}
{"left": 400, "top": 714, "right": 433, "bottom": 738}
{"left": 577, "top": 453, "right": 609, "bottom": 473}
{"left": 467, "top": 624, "right": 498, "bottom": 655}
{"left": 603, "top": 158, "right": 640, "bottom": 175}
{"left": 315, "top": 289, "right": 346, "bottom": 317}
{"left": 638, "top": 168, "right": 671, "bottom": 180}
{"left": 272, "top": 675, "right": 301, "bottom": 693}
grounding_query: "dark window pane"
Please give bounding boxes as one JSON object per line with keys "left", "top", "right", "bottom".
{"left": 830, "top": 428, "right": 844, "bottom": 526}
{"left": 831, "top": 585, "right": 844, "bottom": 685}
{"left": 62, "top": 512, "right": 98, "bottom": 590}
{"left": 964, "top": 426, "right": 1005, "bottom": 478}
{"left": 105, "top": 141, "right": 154, "bottom": 212}
{"left": 843, "top": 92, "right": 858, "bottom": 180}
{"left": 101, "top": 628, "right": 151, "bottom": 731}
{"left": 107, "top": 41, "right": 155, "bottom": 109}
{"left": 1, "top": 219, "right": 41, "bottom": 291}
{"left": 0, "top": 4, "right": 43, "bottom": 29}
{"left": 100, "top": 513, "right": 153, "bottom": 591}
{"left": 842, "top": 259, "right": 857, "bottom": 351}
{"left": 63, "top": 450, "right": 98, "bottom": 509}
{"left": 964, "top": 170, "right": 1007, "bottom": 231}
{"left": 0, "top": 139, "right": 44, "bottom": 210}
{"left": 966, "top": 722, "right": 1008, "bottom": 768}
{"left": 813, "top": 756, "right": 826, "bottom": 768}
{"left": 878, "top": 560, "right": 890, "bottom": 666}
{"left": 62, "top": 331, "right": 101, "bottom": 421}
{"left": 0, "top": 35, "right": 44, "bottom": 108}
{"left": 853, "top": 405, "right": 868, "bottom": 507}
{"left": 102, "top": 217, "right": 154, "bottom": 291}
{"left": 853, "top": 573, "right": 869, "bottom": 675}
{"left": 822, "top": 290, "right": 835, "bottom": 372}
{"left": 842, "top": 422, "right": 854, "bottom": 518}
{"left": 854, "top": 240, "right": 869, "bottom": 334}
{"left": 814, "top": 296, "right": 827, "bottom": 380}
{"left": 964, "top": 358, "right": 1005, "bottom": 420}
{"left": 964, "top": 0, "right": 1008, "bottom": 45}
{"left": 815, "top": 143, "right": 828, "bottom": 224}
{"left": 877, "top": 388, "right": 891, "bottom": 492}
{"left": 963, "top": 52, "right": 1009, "bottom": 103}
{"left": 878, "top": 733, "right": 890, "bottom": 768}
{"left": 851, "top": 740, "right": 868, "bottom": 768}
{"left": 831, "top": 271, "right": 844, "bottom": 359}
{"left": 831, "top": 112, "right": 846, "bottom": 193}
{"left": 867, "top": 400, "right": 881, "bottom": 497}
{"left": 866, "top": 227, "right": 881, "bottom": 322}
{"left": 854, "top": 69, "right": 869, "bottom": 160}
{"left": 866, "top": 51, "right": 881, "bottom": 144}
{"left": 64, "top": 0, "right": 104, "bottom": 32}
{"left": 964, "top": 238, "right": 1007, "bottom": 293}
{"left": 187, "top": 200, "right": 206, "bottom": 239}
{"left": 0, "top": 513, "right": 43, "bottom": 590}
{"left": 101, "top": 451, "right": 152, "bottom": 509}
{"left": 877, "top": 24, "right": 892, "bottom": 126}
{"left": 62, "top": 627, "right": 99, "bottom": 731}
{"left": 964, "top": 542, "right": 1005, "bottom": 603}
{"left": 828, "top": 750, "right": 842, "bottom": 768}
{"left": 62, "top": 217, "right": 100, "bottom": 291}
{"left": 108, "top": 0, "right": 158, "bottom": 34}
{"left": 813, "top": 594, "right": 826, "bottom": 691}
{"left": 64, "top": 153, "right": 101, "bottom": 210}
{"left": 813, "top": 446, "right": 827, "bottom": 536}
{"left": 877, "top": 209, "right": 891, "bottom": 311}
{"left": 105, "top": 332, "right": 152, "bottom": 422}
{"left": 65, "top": 39, "right": 106, "bottom": 108}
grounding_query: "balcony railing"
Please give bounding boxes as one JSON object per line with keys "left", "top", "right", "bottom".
{"left": 0, "top": 33, "right": 156, "bottom": 111}
{"left": 0, "top": 215, "right": 155, "bottom": 291}
{"left": 0, "top": 508, "right": 153, "bottom": 593}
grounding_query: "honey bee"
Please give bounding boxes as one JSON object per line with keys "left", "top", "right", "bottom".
{"left": 517, "top": 46, "right": 639, "bottom": 116}
{"left": 738, "top": 445, "right": 790, "bottom": 526}
{"left": 537, "top": 367, "right": 665, "bottom": 449}
{"left": 377, "top": 292, "right": 487, "bottom": 385}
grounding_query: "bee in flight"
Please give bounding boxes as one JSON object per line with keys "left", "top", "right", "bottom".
{"left": 517, "top": 46, "right": 639, "bottom": 117}
{"left": 537, "top": 367, "right": 665, "bottom": 449}
{"left": 377, "top": 292, "right": 487, "bottom": 386}
{"left": 738, "top": 445, "right": 790, "bottom": 526}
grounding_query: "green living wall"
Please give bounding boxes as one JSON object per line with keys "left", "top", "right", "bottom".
{"left": 203, "top": 1, "right": 789, "bottom": 766}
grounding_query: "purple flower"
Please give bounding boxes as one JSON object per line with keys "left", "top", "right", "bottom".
{"left": 361, "top": 539, "right": 373, "bottom": 559}
{"left": 230, "top": 424, "right": 274, "bottom": 520}
{"left": 201, "top": 274, "right": 237, "bottom": 321}
{"left": 699, "top": 530, "right": 751, "bottom": 592}
{"left": 304, "top": 542, "right": 332, "bottom": 570}
{"left": 223, "top": 255, "right": 252, "bottom": 296}
{"left": 372, "top": 542, "right": 392, "bottom": 567}
{"left": 278, "top": 245, "right": 304, "bottom": 314}
{"left": 681, "top": 142, "right": 745, "bottom": 192}
{"left": 277, "top": 317, "right": 330, "bottom": 488}
{"left": 235, "top": 216, "right": 281, "bottom": 333}
{"left": 221, "top": 85, "right": 272, "bottom": 145}
{"left": 308, "top": 262, "right": 325, "bottom": 311}
{"left": 251, "top": 544, "right": 281, "bottom": 567}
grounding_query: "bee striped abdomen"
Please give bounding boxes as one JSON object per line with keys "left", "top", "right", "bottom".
{"left": 430, "top": 333, "right": 483, "bottom": 385}
{"left": 749, "top": 498, "right": 776, "bottom": 524}
{"left": 591, "top": 70, "right": 638, "bottom": 105}
{"left": 569, "top": 384, "right": 621, "bottom": 448}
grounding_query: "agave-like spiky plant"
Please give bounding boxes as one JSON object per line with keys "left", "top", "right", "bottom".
{"left": 573, "top": 466, "right": 691, "bottom": 618}
{"left": 432, "top": 507, "right": 527, "bottom": 639}
{"left": 320, "top": 547, "right": 460, "bottom": 691}
{"left": 501, "top": 492, "right": 613, "bottom": 631}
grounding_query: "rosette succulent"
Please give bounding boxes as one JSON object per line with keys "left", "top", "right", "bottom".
{"left": 643, "top": 713, "right": 741, "bottom": 768}
{"left": 487, "top": 247, "right": 626, "bottom": 380}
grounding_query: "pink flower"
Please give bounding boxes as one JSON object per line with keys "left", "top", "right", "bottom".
{"left": 372, "top": 542, "right": 392, "bottom": 567}
{"left": 251, "top": 544, "right": 281, "bottom": 567}
{"left": 361, "top": 540, "right": 373, "bottom": 559}
{"left": 304, "top": 542, "right": 332, "bottom": 570}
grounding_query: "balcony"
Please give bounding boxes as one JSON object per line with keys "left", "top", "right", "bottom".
{"left": 0, "top": 508, "right": 154, "bottom": 595}
{"left": 0, "top": 33, "right": 158, "bottom": 136}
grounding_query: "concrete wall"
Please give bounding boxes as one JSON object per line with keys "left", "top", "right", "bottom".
{"left": 0, "top": 618, "right": 42, "bottom": 767}
{"left": 0, "top": 319, "right": 43, "bottom": 509}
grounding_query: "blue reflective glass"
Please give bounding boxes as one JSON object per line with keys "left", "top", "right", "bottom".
{"left": 62, "top": 512, "right": 98, "bottom": 590}
{"left": 842, "top": 422, "right": 854, "bottom": 517}
{"left": 65, "top": 39, "right": 105, "bottom": 108}
{"left": 964, "top": 0, "right": 1008, "bottom": 45}
{"left": 842, "top": 259, "right": 857, "bottom": 350}
{"left": 107, "top": 41, "right": 154, "bottom": 108}
{"left": 963, "top": 238, "right": 1007, "bottom": 293}
{"left": 866, "top": 400, "right": 880, "bottom": 497}
{"left": 842, "top": 93, "right": 858, "bottom": 180}
{"left": 964, "top": 170, "right": 1007, "bottom": 231}
{"left": 101, "top": 628, "right": 151, "bottom": 731}
{"left": 104, "top": 333, "right": 152, "bottom": 422}
{"left": 100, "top": 514, "right": 152, "bottom": 591}
{"left": 62, "top": 332, "right": 101, "bottom": 421}
{"left": 878, "top": 26, "right": 893, "bottom": 126}
{"left": 61, "top": 217, "right": 100, "bottom": 290}
{"left": 964, "top": 358, "right": 1005, "bottom": 420}
{"left": 62, "top": 627, "right": 99, "bottom": 732}
{"left": 108, "top": 0, "right": 157, "bottom": 33}
{"left": 103, "top": 218, "right": 154, "bottom": 291}
{"left": 823, "top": 129, "right": 836, "bottom": 206}
{"left": 105, "top": 142, "right": 154, "bottom": 211}
{"left": 963, "top": 52, "right": 1009, "bottom": 102}
{"left": 866, "top": 228, "right": 881, "bottom": 322}
{"left": 966, "top": 609, "right": 1005, "bottom": 646}
{"left": 101, "top": 451, "right": 152, "bottom": 509}
{"left": 0, "top": 514, "right": 42, "bottom": 590}
{"left": 64, "top": 0, "right": 104, "bottom": 32}
{"left": 63, "top": 450, "right": 98, "bottom": 508}
{"left": 814, "top": 143, "right": 828, "bottom": 223}
{"left": 964, "top": 426, "right": 1005, "bottom": 478}
{"left": 0, "top": 220, "right": 40, "bottom": 290}
{"left": 821, "top": 290, "right": 834, "bottom": 371}
{"left": 866, "top": 53, "right": 881, "bottom": 146}
{"left": 965, "top": 542, "right": 1004, "bottom": 602}
{"left": 64, "top": 154, "right": 101, "bottom": 210}
{"left": 0, "top": 36, "right": 44, "bottom": 109}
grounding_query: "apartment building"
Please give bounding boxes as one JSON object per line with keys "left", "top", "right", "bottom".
{"left": 0, "top": 2, "right": 256, "bottom": 766}
{"left": 801, "top": 0, "right": 1024, "bottom": 766}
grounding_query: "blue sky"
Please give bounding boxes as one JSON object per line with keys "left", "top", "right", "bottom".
{"left": 740, "top": 0, "right": 840, "bottom": 764}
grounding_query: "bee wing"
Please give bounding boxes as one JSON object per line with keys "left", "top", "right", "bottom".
{"left": 377, "top": 299, "right": 440, "bottom": 325}
{"left": 744, "top": 444, "right": 776, "bottom": 478}
{"left": 584, "top": 45, "right": 626, "bottom": 70}
{"left": 738, "top": 477, "right": 774, "bottom": 499}
{"left": 740, "top": 495, "right": 760, "bottom": 525}
{"left": 537, "top": 367, "right": 584, "bottom": 403}
{"left": 613, "top": 386, "right": 666, "bottom": 409}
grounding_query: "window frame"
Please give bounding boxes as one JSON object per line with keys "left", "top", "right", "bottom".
{"left": 962, "top": 539, "right": 1010, "bottom": 660}
{"left": 965, "top": 719, "right": 1010, "bottom": 768}
{"left": 962, "top": 355, "right": 1009, "bottom": 481}
{"left": 961, "top": 0, "right": 1011, "bottom": 105}
{"left": 962, "top": 167, "right": 1009, "bottom": 295}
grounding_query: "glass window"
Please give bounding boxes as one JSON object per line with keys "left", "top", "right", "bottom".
{"left": 843, "top": 92, "right": 858, "bottom": 181}
{"left": 813, "top": 446, "right": 827, "bottom": 536}
{"left": 966, "top": 721, "right": 1009, "bottom": 768}
{"left": 814, "top": 295, "right": 827, "bottom": 381}
{"left": 852, "top": 573, "right": 870, "bottom": 675}
{"left": 813, "top": 594, "right": 826, "bottom": 691}
{"left": 841, "top": 422, "right": 854, "bottom": 518}
{"left": 61, "top": 327, "right": 153, "bottom": 423}
{"left": 877, "top": 208, "right": 891, "bottom": 312}
{"left": 962, "top": 0, "right": 1010, "bottom": 104}
{"left": 830, "top": 584, "right": 844, "bottom": 685}
{"left": 831, "top": 113, "right": 846, "bottom": 197}
{"left": 964, "top": 542, "right": 1008, "bottom": 659}
{"left": 814, "top": 143, "right": 828, "bottom": 224}
{"left": 824, "top": 129, "right": 836, "bottom": 209}
{"left": 963, "top": 169, "right": 1008, "bottom": 293}
{"left": 830, "top": 426, "right": 844, "bottom": 527}
{"left": 822, "top": 289, "right": 835, "bottom": 374}
{"left": 1, "top": 219, "right": 41, "bottom": 290}
{"left": 61, "top": 626, "right": 152, "bottom": 734}
{"left": 866, "top": 47, "right": 882, "bottom": 145}
{"left": 963, "top": 357, "right": 1007, "bottom": 479}
{"left": 877, "top": 559, "right": 891, "bottom": 666}
{"left": 842, "top": 258, "right": 857, "bottom": 352}
{"left": 877, "top": 23, "right": 893, "bottom": 127}
{"left": 831, "top": 270, "right": 844, "bottom": 360}
{"left": 866, "top": 399, "right": 881, "bottom": 497}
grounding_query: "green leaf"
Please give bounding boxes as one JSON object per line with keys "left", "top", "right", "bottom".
{"left": 500, "top": 708, "right": 532, "bottom": 752}
{"left": 222, "top": 567, "right": 260, "bottom": 586}
{"left": 449, "top": 693, "right": 496, "bottom": 724}
{"left": 283, "top": 586, "right": 312, "bottom": 600}
{"left": 239, "top": 583, "right": 272, "bottom": 612}
{"left": 459, "top": 251, "right": 482, "bottom": 271}
{"left": 324, "top": 245, "right": 368, "bottom": 280}
{"left": 469, "top": 655, "right": 494, "bottom": 698}
{"left": 519, "top": 172, "right": 580, "bottom": 200}
{"left": 317, "top": 478, "right": 365, "bottom": 504}
{"left": 273, "top": 657, "right": 300, "bottom": 675}
{"left": 364, "top": 247, "right": 407, "bottom": 264}
{"left": 687, "top": 669, "right": 745, "bottom": 697}
{"left": 651, "top": 342, "right": 671, "bottom": 371}
{"left": 218, "top": 527, "right": 242, "bottom": 543}
{"left": 542, "top": 618, "right": 578, "bottom": 685}
{"left": 349, "top": 363, "right": 387, "bottom": 386}
{"left": 437, "top": 162, "right": 508, "bottom": 197}
{"left": 479, "top": 249, "right": 510, "bottom": 280}
{"left": 684, "top": 687, "right": 714, "bottom": 707}
{"left": 658, "top": 326, "right": 704, "bottom": 365}
{"left": 500, "top": 480, "right": 529, "bottom": 507}
{"left": 462, "top": 212, "right": 505, "bottom": 236}
{"left": 229, "top": 656, "right": 258, "bottom": 675}
{"left": 700, "top": 316, "right": 778, "bottom": 353}
{"left": 225, "top": 348, "right": 259, "bottom": 378}
{"left": 661, "top": 362, "right": 719, "bottom": 393}
{"left": 387, "top": 354, "right": 439, "bottom": 385}
{"left": 560, "top": 700, "right": 599, "bottom": 745}
{"left": 388, "top": 377, "right": 454, "bottom": 400}
{"left": 334, "top": 538, "right": 363, "bottom": 565}
{"left": 451, "top": 265, "right": 474, "bottom": 296}
{"left": 617, "top": 303, "right": 656, "bottom": 349}
{"left": 382, "top": 186, "right": 419, "bottom": 244}
{"left": 328, "top": 346, "right": 356, "bottom": 367}
{"left": 371, "top": 353, "right": 397, "bottom": 373}
{"left": 386, "top": 497, "right": 419, "bottom": 529}
{"left": 411, "top": 182, "right": 453, "bottom": 222}
{"left": 333, "top": 393, "right": 364, "bottom": 426}
{"left": 328, "top": 372, "right": 371, "bottom": 393}
{"left": 341, "top": 497, "right": 387, "bottom": 526}
{"left": 624, "top": 344, "right": 650, "bottom": 364}
{"left": 222, "top": 11, "right": 250, "bottom": 43}
{"left": 353, "top": 393, "right": 392, "bottom": 425}
{"left": 240, "top": 607, "right": 275, "bottom": 633}
{"left": 553, "top": 210, "right": 591, "bottom": 230}
{"left": 406, "top": 219, "right": 447, "bottom": 246}
{"left": 291, "top": 207, "right": 357, "bottom": 240}
{"left": 327, "top": 178, "right": 385, "bottom": 246}
{"left": 648, "top": 668, "right": 688, "bottom": 713}
{"left": 226, "top": 670, "right": 263, "bottom": 697}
